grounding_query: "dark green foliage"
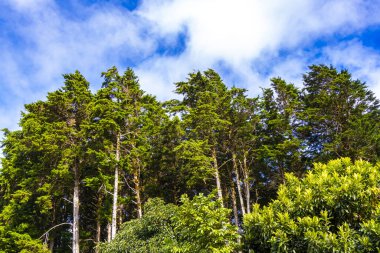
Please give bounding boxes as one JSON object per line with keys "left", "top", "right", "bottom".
{"left": 254, "top": 78, "right": 304, "bottom": 203}
{"left": 244, "top": 158, "right": 380, "bottom": 252}
{"left": 299, "top": 65, "right": 380, "bottom": 163}
{"left": 98, "top": 198, "right": 178, "bottom": 253}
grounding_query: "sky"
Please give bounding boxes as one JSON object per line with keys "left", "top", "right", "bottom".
{"left": 1, "top": 0, "right": 380, "bottom": 133}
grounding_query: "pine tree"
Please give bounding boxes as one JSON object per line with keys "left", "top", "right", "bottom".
{"left": 174, "top": 70, "right": 231, "bottom": 204}
{"left": 299, "top": 64, "right": 380, "bottom": 163}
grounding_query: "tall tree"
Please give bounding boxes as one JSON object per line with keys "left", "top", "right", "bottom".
{"left": 299, "top": 64, "right": 380, "bottom": 163}
{"left": 226, "top": 87, "right": 259, "bottom": 215}
{"left": 174, "top": 70, "right": 231, "bottom": 204}
{"left": 0, "top": 71, "right": 93, "bottom": 252}
{"left": 91, "top": 67, "right": 146, "bottom": 239}
{"left": 254, "top": 78, "right": 303, "bottom": 203}
{"left": 44, "top": 71, "right": 93, "bottom": 253}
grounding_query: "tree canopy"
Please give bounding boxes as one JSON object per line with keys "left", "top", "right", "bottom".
{"left": 1, "top": 64, "right": 380, "bottom": 252}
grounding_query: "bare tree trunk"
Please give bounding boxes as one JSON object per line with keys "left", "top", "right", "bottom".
{"left": 73, "top": 163, "right": 80, "bottom": 253}
{"left": 231, "top": 184, "right": 239, "bottom": 227}
{"left": 118, "top": 204, "right": 124, "bottom": 226}
{"left": 242, "top": 152, "right": 251, "bottom": 214}
{"left": 212, "top": 147, "right": 223, "bottom": 205}
{"left": 107, "top": 223, "right": 111, "bottom": 242}
{"left": 48, "top": 203, "right": 56, "bottom": 252}
{"left": 95, "top": 221, "right": 101, "bottom": 253}
{"left": 231, "top": 180, "right": 243, "bottom": 253}
{"left": 232, "top": 153, "right": 246, "bottom": 215}
{"left": 134, "top": 169, "right": 143, "bottom": 218}
{"left": 95, "top": 193, "right": 102, "bottom": 253}
{"left": 111, "top": 132, "right": 121, "bottom": 240}
{"left": 49, "top": 239, "right": 54, "bottom": 252}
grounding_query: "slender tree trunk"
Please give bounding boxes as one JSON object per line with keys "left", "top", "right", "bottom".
{"left": 48, "top": 203, "right": 56, "bottom": 252}
{"left": 134, "top": 169, "right": 143, "bottom": 218}
{"left": 231, "top": 180, "right": 243, "bottom": 253}
{"left": 212, "top": 147, "right": 223, "bottom": 205}
{"left": 111, "top": 132, "right": 121, "bottom": 240}
{"left": 73, "top": 163, "right": 80, "bottom": 253}
{"left": 232, "top": 153, "right": 246, "bottom": 215}
{"left": 49, "top": 237, "right": 54, "bottom": 252}
{"left": 118, "top": 204, "right": 124, "bottom": 226}
{"left": 242, "top": 153, "right": 251, "bottom": 214}
{"left": 231, "top": 184, "right": 239, "bottom": 227}
{"left": 95, "top": 221, "right": 101, "bottom": 253}
{"left": 107, "top": 223, "right": 111, "bottom": 242}
{"left": 95, "top": 192, "right": 103, "bottom": 253}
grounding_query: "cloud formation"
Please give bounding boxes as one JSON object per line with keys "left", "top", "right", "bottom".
{"left": 1, "top": 0, "right": 380, "bottom": 132}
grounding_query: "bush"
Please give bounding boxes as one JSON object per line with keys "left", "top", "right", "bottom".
{"left": 99, "top": 193, "right": 239, "bottom": 253}
{"left": 243, "top": 158, "right": 380, "bottom": 252}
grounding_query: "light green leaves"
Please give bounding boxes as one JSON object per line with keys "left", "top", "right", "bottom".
{"left": 244, "top": 158, "right": 380, "bottom": 252}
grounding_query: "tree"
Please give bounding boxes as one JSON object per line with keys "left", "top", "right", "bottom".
{"left": 91, "top": 67, "right": 145, "bottom": 240}
{"left": 244, "top": 158, "right": 380, "bottom": 252}
{"left": 226, "top": 87, "right": 259, "bottom": 216}
{"left": 254, "top": 78, "right": 304, "bottom": 203}
{"left": 174, "top": 70, "right": 231, "bottom": 204}
{"left": 299, "top": 65, "right": 380, "bottom": 163}
{"left": 42, "top": 71, "right": 93, "bottom": 253}
{"left": 0, "top": 71, "right": 93, "bottom": 252}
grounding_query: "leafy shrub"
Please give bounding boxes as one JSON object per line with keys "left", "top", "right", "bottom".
{"left": 243, "top": 158, "right": 380, "bottom": 252}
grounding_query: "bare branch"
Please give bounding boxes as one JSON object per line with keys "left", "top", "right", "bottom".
{"left": 39, "top": 223, "right": 72, "bottom": 239}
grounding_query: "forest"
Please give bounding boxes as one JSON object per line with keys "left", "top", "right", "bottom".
{"left": 1, "top": 64, "right": 380, "bottom": 252}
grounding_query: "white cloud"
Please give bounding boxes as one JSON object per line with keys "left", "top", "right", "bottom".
{"left": 0, "top": 0, "right": 157, "bottom": 131}
{"left": 135, "top": 0, "right": 380, "bottom": 96}
{"left": 2, "top": 0, "right": 380, "bottom": 135}
{"left": 322, "top": 40, "right": 380, "bottom": 95}
{"left": 139, "top": 0, "right": 380, "bottom": 63}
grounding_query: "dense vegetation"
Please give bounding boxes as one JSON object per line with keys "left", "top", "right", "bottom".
{"left": 1, "top": 65, "right": 380, "bottom": 252}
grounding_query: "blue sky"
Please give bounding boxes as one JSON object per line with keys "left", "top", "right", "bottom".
{"left": 1, "top": 0, "right": 380, "bottom": 132}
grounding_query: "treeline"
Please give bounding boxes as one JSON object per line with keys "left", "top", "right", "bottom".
{"left": 1, "top": 65, "right": 380, "bottom": 252}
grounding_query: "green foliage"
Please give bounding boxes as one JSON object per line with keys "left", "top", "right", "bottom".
{"left": 299, "top": 65, "right": 380, "bottom": 163}
{"left": 98, "top": 198, "right": 178, "bottom": 253}
{"left": 174, "top": 140, "right": 213, "bottom": 187}
{"left": 173, "top": 193, "right": 239, "bottom": 253}
{"left": 254, "top": 78, "right": 304, "bottom": 202}
{"left": 244, "top": 158, "right": 380, "bottom": 252}
{"left": 2, "top": 65, "right": 380, "bottom": 252}
{"left": 99, "top": 193, "right": 239, "bottom": 253}
{"left": 0, "top": 225, "right": 49, "bottom": 253}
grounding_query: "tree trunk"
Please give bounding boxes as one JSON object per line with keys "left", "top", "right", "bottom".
{"left": 95, "top": 192, "right": 102, "bottom": 253}
{"left": 242, "top": 152, "right": 251, "bottom": 214}
{"left": 48, "top": 203, "right": 56, "bottom": 252}
{"left": 134, "top": 169, "right": 143, "bottom": 218}
{"left": 231, "top": 180, "right": 243, "bottom": 253}
{"left": 95, "top": 221, "right": 101, "bottom": 253}
{"left": 72, "top": 163, "right": 80, "bottom": 253}
{"left": 231, "top": 184, "right": 239, "bottom": 227}
{"left": 118, "top": 204, "right": 124, "bottom": 226}
{"left": 111, "top": 132, "right": 121, "bottom": 240}
{"left": 107, "top": 223, "right": 111, "bottom": 242}
{"left": 49, "top": 238, "right": 54, "bottom": 252}
{"left": 212, "top": 147, "right": 223, "bottom": 205}
{"left": 232, "top": 153, "right": 246, "bottom": 215}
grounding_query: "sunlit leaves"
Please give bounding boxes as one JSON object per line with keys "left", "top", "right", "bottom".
{"left": 244, "top": 158, "right": 380, "bottom": 252}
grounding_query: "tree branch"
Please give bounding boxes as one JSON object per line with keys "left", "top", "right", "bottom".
{"left": 39, "top": 223, "right": 72, "bottom": 239}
